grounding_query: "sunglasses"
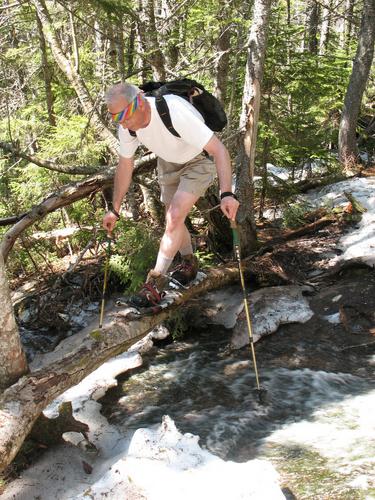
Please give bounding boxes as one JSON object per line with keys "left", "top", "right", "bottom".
{"left": 110, "top": 94, "right": 142, "bottom": 123}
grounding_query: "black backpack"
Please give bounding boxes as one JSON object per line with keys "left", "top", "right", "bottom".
{"left": 129, "top": 78, "right": 227, "bottom": 137}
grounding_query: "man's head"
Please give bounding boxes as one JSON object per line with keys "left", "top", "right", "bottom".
{"left": 105, "top": 82, "right": 150, "bottom": 131}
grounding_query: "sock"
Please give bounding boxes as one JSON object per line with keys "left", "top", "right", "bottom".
{"left": 154, "top": 251, "right": 173, "bottom": 275}
{"left": 179, "top": 242, "right": 194, "bottom": 257}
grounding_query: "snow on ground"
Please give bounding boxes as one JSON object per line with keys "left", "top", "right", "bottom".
{"left": 201, "top": 285, "right": 314, "bottom": 350}
{"left": 4, "top": 174, "right": 375, "bottom": 499}
{"left": 305, "top": 177, "right": 375, "bottom": 267}
{"left": 3, "top": 327, "right": 284, "bottom": 500}
{"left": 231, "top": 285, "right": 313, "bottom": 349}
{"left": 253, "top": 161, "right": 330, "bottom": 188}
{"left": 264, "top": 384, "right": 375, "bottom": 489}
{"left": 75, "top": 416, "right": 283, "bottom": 500}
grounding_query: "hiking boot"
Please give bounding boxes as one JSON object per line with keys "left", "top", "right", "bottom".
{"left": 129, "top": 270, "right": 168, "bottom": 308}
{"left": 171, "top": 254, "right": 199, "bottom": 286}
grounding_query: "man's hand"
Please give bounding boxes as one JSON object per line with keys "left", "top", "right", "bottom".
{"left": 102, "top": 211, "right": 119, "bottom": 235}
{"left": 221, "top": 196, "right": 240, "bottom": 221}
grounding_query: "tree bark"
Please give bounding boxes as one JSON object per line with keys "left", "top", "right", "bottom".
{"left": 196, "top": 187, "right": 232, "bottom": 253}
{"left": 338, "top": 0, "right": 375, "bottom": 167}
{"left": 306, "top": 0, "right": 320, "bottom": 54}
{"left": 35, "top": 10, "right": 55, "bottom": 126}
{"left": 0, "top": 252, "right": 28, "bottom": 391}
{"left": 127, "top": 22, "right": 136, "bottom": 76}
{"left": 236, "top": 0, "right": 272, "bottom": 256}
{"left": 214, "top": 8, "right": 232, "bottom": 105}
{"left": 344, "top": 0, "right": 355, "bottom": 54}
{"left": 30, "top": 0, "right": 119, "bottom": 157}
{"left": 159, "top": 0, "right": 180, "bottom": 70}
{"left": 0, "top": 261, "right": 243, "bottom": 473}
{"left": 226, "top": 22, "right": 243, "bottom": 138}
{"left": 69, "top": 10, "right": 79, "bottom": 73}
{"left": 115, "top": 17, "right": 126, "bottom": 80}
{"left": 137, "top": 0, "right": 166, "bottom": 80}
{"left": 319, "top": 1, "right": 331, "bottom": 55}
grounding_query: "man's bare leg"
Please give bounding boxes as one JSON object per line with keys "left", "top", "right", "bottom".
{"left": 153, "top": 190, "right": 199, "bottom": 275}
{"left": 164, "top": 203, "right": 193, "bottom": 256}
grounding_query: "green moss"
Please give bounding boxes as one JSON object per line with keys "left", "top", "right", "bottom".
{"left": 164, "top": 309, "right": 190, "bottom": 341}
{"left": 90, "top": 330, "right": 104, "bottom": 342}
{"left": 262, "top": 444, "right": 366, "bottom": 499}
{"left": 0, "top": 478, "right": 5, "bottom": 495}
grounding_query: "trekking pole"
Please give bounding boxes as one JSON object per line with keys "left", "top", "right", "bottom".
{"left": 99, "top": 234, "right": 112, "bottom": 329}
{"left": 230, "top": 220, "right": 267, "bottom": 404}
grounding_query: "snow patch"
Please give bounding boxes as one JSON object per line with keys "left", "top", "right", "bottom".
{"left": 3, "top": 329, "right": 284, "bottom": 500}
{"left": 265, "top": 386, "right": 375, "bottom": 488}
{"left": 231, "top": 285, "right": 314, "bottom": 349}
{"left": 321, "top": 312, "right": 341, "bottom": 324}
{"left": 75, "top": 416, "right": 284, "bottom": 500}
{"left": 306, "top": 177, "right": 375, "bottom": 267}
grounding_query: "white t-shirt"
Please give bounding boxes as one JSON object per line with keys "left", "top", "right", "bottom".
{"left": 118, "top": 94, "right": 214, "bottom": 164}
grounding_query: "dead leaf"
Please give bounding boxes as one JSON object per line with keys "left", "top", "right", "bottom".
{"left": 82, "top": 460, "right": 93, "bottom": 474}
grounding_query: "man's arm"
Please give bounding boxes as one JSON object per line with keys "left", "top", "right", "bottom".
{"left": 204, "top": 135, "right": 239, "bottom": 221}
{"left": 112, "top": 155, "right": 134, "bottom": 212}
{"left": 103, "top": 155, "right": 134, "bottom": 234}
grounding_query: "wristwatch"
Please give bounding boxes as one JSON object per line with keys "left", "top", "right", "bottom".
{"left": 220, "top": 191, "right": 238, "bottom": 200}
{"left": 109, "top": 205, "right": 120, "bottom": 219}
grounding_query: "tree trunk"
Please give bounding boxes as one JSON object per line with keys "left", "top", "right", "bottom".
{"left": 345, "top": 0, "right": 355, "bottom": 54}
{"left": 0, "top": 261, "right": 244, "bottom": 473}
{"left": 226, "top": 22, "right": 243, "bottom": 138}
{"left": 319, "top": 1, "right": 331, "bottom": 55}
{"left": 306, "top": 0, "right": 320, "bottom": 54}
{"left": 138, "top": 181, "right": 165, "bottom": 227}
{"left": 30, "top": 0, "right": 119, "bottom": 157}
{"left": 338, "top": 0, "right": 375, "bottom": 167}
{"left": 69, "top": 10, "right": 79, "bottom": 73}
{"left": 196, "top": 186, "right": 232, "bottom": 253}
{"left": 214, "top": 10, "right": 232, "bottom": 105}
{"left": 127, "top": 22, "right": 136, "bottom": 76}
{"left": 0, "top": 253, "right": 28, "bottom": 391}
{"left": 35, "top": 11, "right": 55, "bottom": 126}
{"left": 116, "top": 17, "right": 126, "bottom": 80}
{"left": 236, "top": 0, "right": 272, "bottom": 256}
{"left": 159, "top": 0, "right": 180, "bottom": 70}
{"left": 137, "top": 0, "right": 166, "bottom": 80}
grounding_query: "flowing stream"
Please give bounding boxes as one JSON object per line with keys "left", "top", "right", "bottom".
{"left": 99, "top": 322, "right": 375, "bottom": 499}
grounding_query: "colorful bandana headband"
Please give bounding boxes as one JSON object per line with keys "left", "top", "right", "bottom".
{"left": 111, "top": 94, "right": 141, "bottom": 123}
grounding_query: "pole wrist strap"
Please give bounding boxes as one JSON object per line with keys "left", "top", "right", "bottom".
{"left": 110, "top": 208, "right": 120, "bottom": 219}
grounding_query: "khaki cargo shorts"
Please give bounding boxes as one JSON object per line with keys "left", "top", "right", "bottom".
{"left": 157, "top": 152, "right": 216, "bottom": 205}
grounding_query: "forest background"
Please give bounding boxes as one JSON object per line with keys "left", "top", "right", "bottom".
{"left": 0, "top": 0, "right": 374, "bottom": 477}
{"left": 0, "top": 0, "right": 374, "bottom": 387}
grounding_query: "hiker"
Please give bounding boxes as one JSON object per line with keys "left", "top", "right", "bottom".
{"left": 102, "top": 82, "right": 239, "bottom": 307}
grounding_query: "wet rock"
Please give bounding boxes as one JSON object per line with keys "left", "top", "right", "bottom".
{"left": 196, "top": 286, "right": 244, "bottom": 328}
{"left": 231, "top": 285, "right": 314, "bottom": 350}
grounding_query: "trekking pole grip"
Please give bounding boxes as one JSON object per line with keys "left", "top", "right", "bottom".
{"left": 230, "top": 219, "right": 240, "bottom": 247}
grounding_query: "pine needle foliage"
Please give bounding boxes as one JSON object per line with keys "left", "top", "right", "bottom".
{"left": 107, "top": 218, "right": 159, "bottom": 293}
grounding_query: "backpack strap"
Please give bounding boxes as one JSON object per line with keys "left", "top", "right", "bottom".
{"left": 128, "top": 93, "right": 181, "bottom": 138}
{"left": 154, "top": 94, "right": 181, "bottom": 138}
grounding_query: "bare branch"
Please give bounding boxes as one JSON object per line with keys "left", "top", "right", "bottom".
{"left": 0, "top": 141, "right": 100, "bottom": 175}
{"left": 0, "top": 154, "right": 157, "bottom": 260}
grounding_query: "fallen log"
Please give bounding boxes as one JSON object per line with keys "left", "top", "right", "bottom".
{"left": 262, "top": 215, "right": 338, "bottom": 248}
{"left": 0, "top": 262, "right": 244, "bottom": 473}
{"left": 0, "top": 154, "right": 156, "bottom": 262}
{"left": 283, "top": 215, "right": 337, "bottom": 240}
